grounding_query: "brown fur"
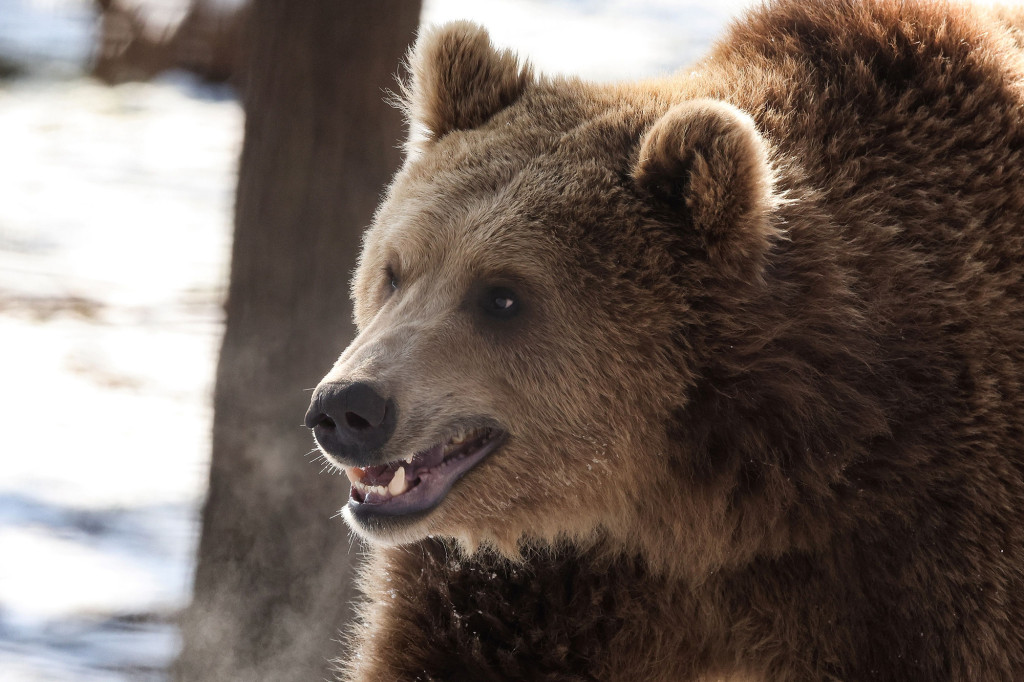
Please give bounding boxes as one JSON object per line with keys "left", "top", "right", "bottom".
{"left": 311, "top": 1, "right": 1024, "bottom": 679}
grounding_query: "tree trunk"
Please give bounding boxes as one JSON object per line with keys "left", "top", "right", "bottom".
{"left": 174, "top": 2, "right": 420, "bottom": 680}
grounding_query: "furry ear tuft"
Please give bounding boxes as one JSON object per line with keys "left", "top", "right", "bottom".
{"left": 404, "top": 22, "right": 533, "bottom": 143}
{"left": 634, "top": 100, "right": 777, "bottom": 279}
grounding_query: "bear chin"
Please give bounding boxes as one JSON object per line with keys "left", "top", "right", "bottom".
{"left": 341, "top": 503, "right": 437, "bottom": 545}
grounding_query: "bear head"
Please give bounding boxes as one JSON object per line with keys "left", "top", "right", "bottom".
{"left": 305, "top": 22, "right": 782, "bottom": 564}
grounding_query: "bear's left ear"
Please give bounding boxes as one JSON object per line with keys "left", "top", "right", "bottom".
{"left": 634, "top": 99, "right": 777, "bottom": 280}
{"left": 404, "top": 22, "right": 533, "bottom": 144}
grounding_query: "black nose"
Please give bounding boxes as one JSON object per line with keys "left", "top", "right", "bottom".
{"left": 304, "top": 381, "right": 396, "bottom": 464}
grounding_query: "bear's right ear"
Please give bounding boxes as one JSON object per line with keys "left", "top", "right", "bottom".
{"left": 634, "top": 99, "right": 777, "bottom": 280}
{"left": 403, "top": 22, "right": 533, "bottom": 145}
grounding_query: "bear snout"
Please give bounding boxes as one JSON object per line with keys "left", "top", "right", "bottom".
{"left": 305, "top": 381, "right": 396, "bottom": 465}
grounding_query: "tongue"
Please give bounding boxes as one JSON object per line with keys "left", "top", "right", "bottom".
{"left": 361, "top": 443, "right": 446, "bottom": 486}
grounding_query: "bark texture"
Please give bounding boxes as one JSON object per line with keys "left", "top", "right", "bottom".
{"left": 174, "top": 1, "right": 420, "bottom": 680}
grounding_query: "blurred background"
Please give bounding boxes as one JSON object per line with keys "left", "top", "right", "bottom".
{"left": 0, "top": 0, "right": 790, "bottom": 679}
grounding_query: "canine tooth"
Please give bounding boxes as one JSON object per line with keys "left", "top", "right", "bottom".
{"left": 451, "top": 430, "right": 466, "bottom": 445}
{"left": 388, "top": 467, "right": 407, "bottom": 496}
{"left": 344, "top": 466, "right": 365, "bottom": 485}
{"left": 404, "top": 453, "right": 415, "bottom": 464}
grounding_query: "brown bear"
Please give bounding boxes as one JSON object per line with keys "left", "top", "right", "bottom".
{"left": 303, "top": 0, "right": 1024, "bottom": 679}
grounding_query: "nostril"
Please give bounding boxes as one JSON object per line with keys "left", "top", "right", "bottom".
{"left": 345, "top": 411, "right": 371, "bottom": 431}
{"left": 306, "top": 412, "right": 336, "bottom": 431}
{"left": 304, "top": 404, "right": 336, "bottom": 430}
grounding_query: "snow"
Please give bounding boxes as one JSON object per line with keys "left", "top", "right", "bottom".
{"left": 0, "top": 0, "right": 96, "bottom": 75}
{"left": 0, "top": 73, "right": 240, "bottom": 680}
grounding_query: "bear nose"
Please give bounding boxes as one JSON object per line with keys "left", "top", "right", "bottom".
{"left": 304, "top": 381, "right": 396, "bottom": 464}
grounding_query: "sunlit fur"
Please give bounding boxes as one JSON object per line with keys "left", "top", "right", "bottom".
{"left": 320, "top": 2, "right": 1024, "bottom": 679}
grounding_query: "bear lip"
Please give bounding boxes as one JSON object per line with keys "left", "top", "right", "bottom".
{"left": 344, "top": 427, "right": 506, "bottom": 518}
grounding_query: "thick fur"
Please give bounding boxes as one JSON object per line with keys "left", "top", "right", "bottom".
{"left": 317, "top": 1, "right": 1024, "bottom": 680}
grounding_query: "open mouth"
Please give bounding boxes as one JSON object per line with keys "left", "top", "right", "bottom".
{"left": 344, "top": 427, "right": 506, "bottom": 518}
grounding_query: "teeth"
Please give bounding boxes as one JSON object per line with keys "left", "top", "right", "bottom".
{"left": 388, "top": 467, "right": 407, "bottom": 496}
{"left": 344, "top": 466, "right": 365, "bottom": 485}
{"left": 404, "top": 453, "right": 415, "bottom": 464}
{"left": 451, "top": 430, "right": 467, "bottom": 445}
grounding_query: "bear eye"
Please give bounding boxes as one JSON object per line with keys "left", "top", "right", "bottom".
{"left": 385, "top": 265, "right": 399, "bottom": 293}
{"left": 480, "top": 286, "right": 519, "bottom": 319}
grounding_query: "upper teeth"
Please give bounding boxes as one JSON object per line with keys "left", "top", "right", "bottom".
{"left": 346, "top": 428, "right": 489, "bottom": 503}
{"left": 348, "top": 466, "right": 409, "bottom": 500}
{"left": 344, "top": 466, "right": 365, "bottom": 485}
{"left": 388, "top": 466, "right": 407, "bottom": 496}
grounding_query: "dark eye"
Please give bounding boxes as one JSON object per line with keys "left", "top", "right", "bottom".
{"left": 480, "top": 286, "right": 520, "bottom": 319}
{"left": 385, "top": 266, "right": 398, "bottom": 293}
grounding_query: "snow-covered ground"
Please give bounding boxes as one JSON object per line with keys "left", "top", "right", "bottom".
{"left": 0, "top": 0, "right": 757, "bottom": 679}
{"left": 0, "top": 74, "right": 241, "bottom": 680}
